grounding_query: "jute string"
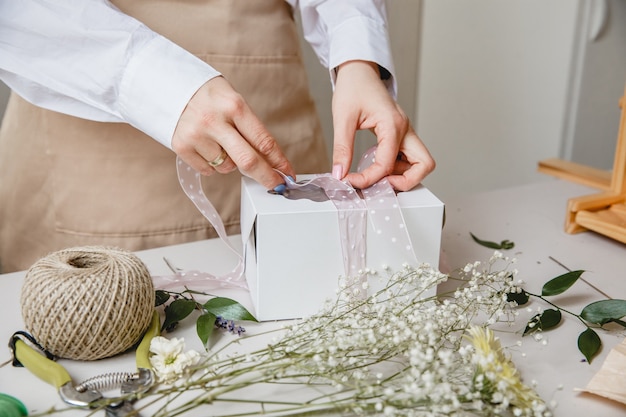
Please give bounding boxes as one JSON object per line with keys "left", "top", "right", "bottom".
{"left": 20, "top": 246, "right": 155, "bottom": 361}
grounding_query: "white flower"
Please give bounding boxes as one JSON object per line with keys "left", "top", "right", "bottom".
{"left": 149, "top": 336, "right": 201, "bottom": 383}
{"left": 119, "top": 256, "right": 551, "bottom": 417}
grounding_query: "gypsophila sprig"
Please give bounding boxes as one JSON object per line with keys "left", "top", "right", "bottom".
{"left": 37, "top": 253, "right": 549, "bottom": 417}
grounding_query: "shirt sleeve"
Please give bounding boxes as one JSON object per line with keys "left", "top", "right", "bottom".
{"left": 289, "top": 0, "right": 397, "bottom": 98}
{"left": 0, "top": 0, "right": 220, "bottom": 149}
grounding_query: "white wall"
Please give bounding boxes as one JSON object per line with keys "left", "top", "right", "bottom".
{"left": 415, "top": 0, "right": 581, "bottom": 202}
{"left": 565, "top": 0, "right": 626, "bottom": 170}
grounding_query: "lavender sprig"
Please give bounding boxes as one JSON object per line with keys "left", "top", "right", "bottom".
{"left": 215, "top": 315, "right": 246, "bottom": 336}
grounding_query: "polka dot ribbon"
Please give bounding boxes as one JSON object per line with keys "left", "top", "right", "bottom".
{"left": 277, "top": 146, "right": 417, "bottom": 279}
{"left": 357, "top": 147, "right": 418, "bottom": 266}
{"left": 151, "top": 158, "right": 247, "bottom": 291}
{"left": 152, "top": 147, "right": 416, "bottom": 291}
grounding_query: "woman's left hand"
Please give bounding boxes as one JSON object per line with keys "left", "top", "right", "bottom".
{"left": 331, "top": 60, "right": 435, "bottom": 191}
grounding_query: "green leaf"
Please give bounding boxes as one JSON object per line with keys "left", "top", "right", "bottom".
{"left": 469, "top": 232, "right": 514, "bottom": 250}
{"left": 524, "top": 314, "right": 541, "bottom": 335}
{"left": 155, "top": 290, "right": 171, "bottom": 307}
{"left": 203, "top": 297, "right": 258, "bottom": 322}
{"left": 197, "top": 312, "right": 217, "bottom": 348}
{"left": 538, "top": 309, "right": 562, "bottom": 330}
{"left": 541, "top": 270, "right": 585, "bottom": 296}
{"left": 578, "top": 328, "right": 601, "bottom": 364}
{"left": 523, "top": 309, "right": 562, "bottom": 335}
{"left": 162, "top": 299, "right": 197, "bottom": 332}
{"left": 507, "top": 289, "right": 530, "bottom": 306}
{"left": 580, "top": 299, "right": 626, "bottom": 325}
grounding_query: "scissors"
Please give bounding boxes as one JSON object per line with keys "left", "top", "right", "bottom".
{"left": 9, "top": 311, "right": 160, "bottom": 416}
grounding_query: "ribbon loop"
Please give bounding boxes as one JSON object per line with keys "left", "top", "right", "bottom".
{"left": 151, "top": 158, "right": 247, "bottom": 291}
{"left": 159, "top": 147, "right": 417, "bottom": 293}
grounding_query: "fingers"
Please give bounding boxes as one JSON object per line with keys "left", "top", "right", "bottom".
{"left": 171, "top": 78, "right": 293, "bottom": 190}
{"left": 343, "top": 121, "right": 403, "bottom": 189}
{"left": 331, "top": 108, "right": 357, "bottom": 181}
{"left": 331, "top": 60, "right": 382, "bottom": 182}
{"left": 173, "top": 124, "right": 237, "bottom": 176}
{"left": 181, "top": 145, "right": 236, "bottom": 177}
{"left": 386, "top": 129, "right": 436, "bottom": 191}
{"left": 207, "top": 147, "right": 228, "bottom": 168}
{"left": 331, "top": 60, "right": 435, "bottom": 191}
{"left": 342, "top": 127, "right": 435, "bottom": 192}
{"left": 230, "top": 103, "right": 295, "bottom": 181}
{"left": 332, "top": 60, "right": 422, "bottom": 189}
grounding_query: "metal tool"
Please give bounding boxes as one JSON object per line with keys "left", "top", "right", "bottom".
{"left": 9, "top": 311, "right": 160, "bottom": 416}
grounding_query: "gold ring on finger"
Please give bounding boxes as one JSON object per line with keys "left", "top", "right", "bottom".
{"left": 208, "top": 147, "right": 228, "bottom": 167}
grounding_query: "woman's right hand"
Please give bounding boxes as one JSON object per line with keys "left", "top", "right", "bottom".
{"left": 171, "top": 76, "right": 295, "bottom": 189}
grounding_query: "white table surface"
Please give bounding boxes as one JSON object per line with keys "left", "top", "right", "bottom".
{"left": 1, "top": 178, "right": 625, "bottom": 416}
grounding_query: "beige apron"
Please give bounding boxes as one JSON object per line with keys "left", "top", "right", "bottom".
{"left": 0, "top": 0, "right": 329, "bottom": 273}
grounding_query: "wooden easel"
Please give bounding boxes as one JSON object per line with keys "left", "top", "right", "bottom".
{"left": 538, "top": 83, "right": 626, "bottom": 244}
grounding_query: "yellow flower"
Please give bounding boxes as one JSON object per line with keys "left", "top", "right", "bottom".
{"left": 466, "top": 326, "right": 546, "bottom": 415}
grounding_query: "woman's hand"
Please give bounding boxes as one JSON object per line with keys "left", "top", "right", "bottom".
{"left": 171, "top": 77, "right": 295, "bottom": 189}
{"left": 331, "top": 60, "right": 435, "bottom": 191}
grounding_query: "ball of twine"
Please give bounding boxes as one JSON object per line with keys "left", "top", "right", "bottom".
{"left": 21, "top": 246, "right": 155, "bottom": 361}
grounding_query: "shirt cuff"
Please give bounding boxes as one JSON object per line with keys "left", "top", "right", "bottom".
{"left": 118, "top": 35, "right": 221, "bottom": 149}
{"left": 327, "top": 16, "right": 397, "bottom": 99}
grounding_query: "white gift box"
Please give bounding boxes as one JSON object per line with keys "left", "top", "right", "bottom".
{"left": 240, "top": 176, "right": 444, "bottom": 321}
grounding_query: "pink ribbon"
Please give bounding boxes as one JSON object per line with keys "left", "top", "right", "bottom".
{"left": 274, "top": 171, "right": 366, "bottom": 277}
{"left": 153, "top": 147, "right": 416, "bottom": 290}
{"left": 151, "top": 158, "right": 247, "bottom": 291}
{"left": 356, "top": 147, "right": 418, "bottom": 268}
{"left": 276, "top": 146, "right": 417, "bottom": 278}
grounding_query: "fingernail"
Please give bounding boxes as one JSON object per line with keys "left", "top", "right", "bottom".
{"left": 332, "top": 164, "right": 343, "bottom": 180}
{"left": 273, "top": 183, "right": 286, "bottom": 194}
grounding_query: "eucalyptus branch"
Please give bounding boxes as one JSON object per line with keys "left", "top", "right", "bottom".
{"left": 469, "top": 235, "right": 626, "bottom": 364}
{"left": 510, "top": 269, "right": 626, "bottom": 363}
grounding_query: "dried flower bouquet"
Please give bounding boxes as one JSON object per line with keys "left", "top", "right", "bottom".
{"left": 36, "top": 252, "right": 549, "bottom": 417}
{"left": 136, "top": 252, "right": 548, "bottom": 417}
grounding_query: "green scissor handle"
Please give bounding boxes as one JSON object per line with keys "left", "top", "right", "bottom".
{"left": 13, "top": 339, "right": 71, "bottom": 389}
{"left": 136, "top": 311, "right": 160, "bottom": 371}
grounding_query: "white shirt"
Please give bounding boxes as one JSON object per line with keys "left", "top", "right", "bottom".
{"left": 0, "top": 0, "right": 396, "bottom": 149}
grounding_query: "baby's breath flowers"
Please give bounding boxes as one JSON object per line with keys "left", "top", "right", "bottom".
{"left": 37, "top": 252, "right": 548, "bottom": 417}
{"left": 129, "top": 251, "right": 550, "bottom": 417}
